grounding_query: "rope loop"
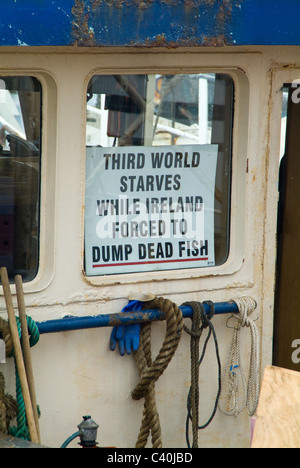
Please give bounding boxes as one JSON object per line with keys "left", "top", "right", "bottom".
{"left": 219, "top": 297, "right": 260, "bottom": 417}
{"left": 132, "top": 296, "right": 183, "bottom": 401}
{"left": 0, "top": 372, "right": 18, "bottom": 434}
{"left": 0, "top": 315, "right": 40, "bottom": 358}
{"left": 132, "top": 296, "right": 183, "bottom": 448}
{"left": 182, "top": 300, "right": 221, "bottom": 448}
{"left": 0, "top": 314, "right": 40, "bottom": 440}
{"left": 202, "top": 300, "right": 215, "bottom": 325}
{"left": 183, "top": 301, "right": 202, "bottom": 339}
{"left": 0, "top": 317, "right": 13, "bottom": 357}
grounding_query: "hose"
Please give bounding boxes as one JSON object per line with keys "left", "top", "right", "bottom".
{"left": 60, "top": 431, "right": 81, "bottom": 448}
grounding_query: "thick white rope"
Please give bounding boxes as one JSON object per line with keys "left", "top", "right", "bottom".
{"left": 219, "top": 297, "right": 260, "bottom": 417}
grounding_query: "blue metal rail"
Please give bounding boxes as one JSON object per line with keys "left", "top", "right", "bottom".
{"left": 36, "top": 301, "right": 240, "bottom": 334}
{"left": 1, "top": 1, "right": 300, "bottom": 48}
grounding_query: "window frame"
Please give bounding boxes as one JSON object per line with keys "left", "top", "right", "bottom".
{"left": 0, "top": 75, "right": 42, "bottom": 282}
{"left": 83, "top": 67, "right": 249, "bottom": 287}
{"left": 0, "top": 71, "right": 58, "bottom": 293}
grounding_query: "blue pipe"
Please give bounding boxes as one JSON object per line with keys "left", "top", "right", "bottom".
{"left": 36, "top": 301, "right": 240, "bottom": 335}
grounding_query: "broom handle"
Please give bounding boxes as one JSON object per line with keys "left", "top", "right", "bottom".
{"left": 0, "top": 268, "right": 39, "bottom": 444}
{"left": 15, "top": 275, "right": 41, "bottom": 444}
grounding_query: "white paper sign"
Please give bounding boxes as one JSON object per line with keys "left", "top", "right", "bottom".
{"left": 85, "top": 144, "right": 218, "bottom": 275}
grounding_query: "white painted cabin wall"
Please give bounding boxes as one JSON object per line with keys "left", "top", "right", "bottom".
{"left": 0, "top": 46, "right": 290, "bottom": 447}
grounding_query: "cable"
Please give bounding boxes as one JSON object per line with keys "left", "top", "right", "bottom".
{"left": 182, "top": 301, "right": 221, "bottom": 448}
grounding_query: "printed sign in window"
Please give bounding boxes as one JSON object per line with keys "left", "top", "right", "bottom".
{"left": 85, "top": 73, "right": 234, "bottom": 275}
{"left": 85, "top": 144, "right": 218, "bottom": 275}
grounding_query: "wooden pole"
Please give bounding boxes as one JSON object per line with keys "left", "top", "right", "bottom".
{"left": 0, "top": 267, "right": 39, "bottom": 444}
{"left": 15, "top": 274, "right": 41, "bottom": 444}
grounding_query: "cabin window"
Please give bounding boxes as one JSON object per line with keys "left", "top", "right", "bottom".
{"left": 0, "top": 77, "right": 42, "bottom": 282}
{"left": 85, "top": 73, "right": 234, "bottom": 276}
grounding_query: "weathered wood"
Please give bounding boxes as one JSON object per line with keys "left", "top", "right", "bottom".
{"left": 15, "top": 275, "right": 41, "bottom": 444}
{"left": 252, "top": 366, "right": 300, "bottom": 448}
{"left": 0, "top": 267, "right": 39, "bottom": 444}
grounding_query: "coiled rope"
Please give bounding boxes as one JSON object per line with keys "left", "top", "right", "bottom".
{"left": 219, "top": 297, "right": 259, "bottom": 417}
{"left": 132, "top": 296, "right": 183, "bottom": 448}
{"left": 182, "top": 301, "right": 221, "bottom": 448}
{"left": 0, "top": 372, "right": 17, "bottom": 434}
{"left": 0, "top": 315, "right": 40, "bottom": 439}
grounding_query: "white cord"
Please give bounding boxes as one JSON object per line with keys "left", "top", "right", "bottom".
{"left": 219, "top": 297, "right": 260, "bottom": 417}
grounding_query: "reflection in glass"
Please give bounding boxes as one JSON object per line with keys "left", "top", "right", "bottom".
{"left": 0, "top": 77, "right": 42, "bottom": 282}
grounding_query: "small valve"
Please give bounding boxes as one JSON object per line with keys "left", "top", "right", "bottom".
{"left": 77, "top": 415, "right": 99, "bottom": 448}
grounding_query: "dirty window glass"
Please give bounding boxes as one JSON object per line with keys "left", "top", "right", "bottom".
{"left": 0, "top": 77, "right": 42, "bottom": 282}
{"left": 85, "top": 74, "right": 234, "bottom": 276}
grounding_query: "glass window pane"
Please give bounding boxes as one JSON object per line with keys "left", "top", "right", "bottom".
{"left": 85, "top": 73, "right": 234, "bottom": 276}
{"left": 0, "top": 77, "right": 42, "bottom": 282}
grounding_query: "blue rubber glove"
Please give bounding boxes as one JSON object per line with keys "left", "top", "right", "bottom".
{"left": 110, "top": 300, "right": 142, "bottom": 356}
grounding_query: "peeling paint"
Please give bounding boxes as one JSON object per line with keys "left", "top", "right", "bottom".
{"left": 88, "top": 0, "right": 237, "bottom": 11}
{"left": 70, "top": 0, "right": 242, "bottom": 47}
{"left": 202, "top": 34, "right": 227, "bottom": 47}
{"left": 72, "top": 0, "right": 96, "bottom": 46}
{"left": 4, "top": 0, "right": 300, "bottom": 48}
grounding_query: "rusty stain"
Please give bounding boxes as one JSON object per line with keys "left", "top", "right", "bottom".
{"left": 144, "top": 33, "right": 173, "bottom": 48}
{"left": 71, "top": 0, "right": 242, "bottom": 47}
{"left": 93, "top": 0, "right": 236, "bottom": 9}
{"left": 103, "top": 0, "right": 154, "bottom": 8}
{"left": 142, "top": 32, "right": 228, "bottom": 48}
{"left": 89, "top": 0, "right": 241, "bottom": 13}
{"left": 202, "top": 34, "right": 227, "bottom": 47}
{"left": 72, "top": 0, "right": 96, "bottom": 46}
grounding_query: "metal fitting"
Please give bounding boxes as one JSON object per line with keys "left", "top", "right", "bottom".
{"left": 77, "top": 415, "right": 99, "bottom": 448}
